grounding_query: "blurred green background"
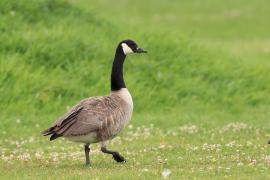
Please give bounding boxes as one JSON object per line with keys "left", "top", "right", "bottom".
{"left": 1, "top": 0, "right": 269, "bottom": 133}
{"left": 0, "top": 0, "right": 269, "bottom": 178}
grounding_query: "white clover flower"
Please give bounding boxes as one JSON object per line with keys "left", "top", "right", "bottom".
{"left": 161, "top": 169, "right": 171, "bottom": 178}
{"left": 265, "top": 156, "right": 270, "bottom": 164}
{"left": 178, "top": 124, "right": 199, "bottom": 134}
{"left": 219, "top": 122, "right": 249, "bottom": 133}
{"left": 237, "top": 162, "right": 243, "bottom": 166}
{"left": 17, "top": 153, "right": 31, "bottom": 161}
{"left": 142, "top": 168, "right": 149, "bottom": 172}
{"left": 35, "top": 151, "right": 44, "bottom": 160}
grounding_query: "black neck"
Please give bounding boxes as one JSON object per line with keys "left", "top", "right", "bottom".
{"left": 111, "top": 48, "right": 126, "bottom": 91}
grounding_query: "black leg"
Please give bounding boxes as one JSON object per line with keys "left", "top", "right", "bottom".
{"left": 101, "top": 147, "right": 125, "bottom": 162}
{"left": 84, "top": 144, "right": 90, "bottom": 165}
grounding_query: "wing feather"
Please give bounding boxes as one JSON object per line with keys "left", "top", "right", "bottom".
{"left": 42, "top": 96, "right": 122, "bottom": 139}
{"left": 42, "top": 95, "right": 131, "bottom": 141}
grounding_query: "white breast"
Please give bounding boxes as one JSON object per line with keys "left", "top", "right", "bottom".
{"left": 111, "top": 88, "right": 133, "bottom": 108}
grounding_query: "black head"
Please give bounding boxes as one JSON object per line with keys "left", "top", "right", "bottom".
{"left": 118, "top": 39, "right": 147, "bottom": 55}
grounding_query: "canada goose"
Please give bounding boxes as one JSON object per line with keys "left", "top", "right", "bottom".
{"left": 42, "top": 40, "right": 147, "bottom": 165}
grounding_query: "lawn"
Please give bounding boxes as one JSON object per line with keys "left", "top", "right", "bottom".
{"left": 0, "top": 0, "right": 269, "bottom": 179}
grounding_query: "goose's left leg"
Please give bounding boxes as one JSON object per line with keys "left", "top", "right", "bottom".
{"left": 100, "top": 141, "right": 125, "bottom": 162}
{"left": 84, "top": 144, "right": 90, "bottom": 165}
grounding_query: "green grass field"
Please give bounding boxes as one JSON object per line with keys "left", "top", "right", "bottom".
{"left": 0, "top": 0, "right": 270, "bottom": 179}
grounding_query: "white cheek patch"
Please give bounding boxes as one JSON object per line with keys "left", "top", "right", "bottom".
{"left": 121, "top": 43, "right": 134, "bottom": 55}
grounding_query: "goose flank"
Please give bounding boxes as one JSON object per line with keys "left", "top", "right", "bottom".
{"left": 42, "top": 40, "right": 147, "bottom": 165}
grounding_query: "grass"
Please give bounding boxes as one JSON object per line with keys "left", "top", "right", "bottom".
{"left": 0, "top": 0, "right": 270, "bottom": 179}
{"left": 1, "top": 124, "right": 269, "bottom": 179}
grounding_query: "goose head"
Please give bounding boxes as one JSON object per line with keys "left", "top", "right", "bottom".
{"left": 118, "top": 39, "right": 147, "bottom": 55}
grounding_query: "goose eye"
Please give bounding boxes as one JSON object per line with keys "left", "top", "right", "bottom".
{"left": 131, "top": 44, "right": 137, "bottom": 48}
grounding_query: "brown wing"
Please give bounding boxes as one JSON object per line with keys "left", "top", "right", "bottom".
{"left": 42, "top": 97, "right": 104, "bottom": 139}
{"left": 42, "top": 95, "right": 124, "bottom": 140}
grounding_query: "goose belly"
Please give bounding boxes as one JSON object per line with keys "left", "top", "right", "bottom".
{"left": 66, "top": 132, "right": 98, "bottom": 144}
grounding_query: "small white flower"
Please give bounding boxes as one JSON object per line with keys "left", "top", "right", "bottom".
{"left": 161, "top": 169, "right": 171, "bottom": 178}
{"left": 142, "top": 168, "right": 149, "bottom": 172}
{"left": 237, "top": 162, "right": 243, "bottom": 166}
{"left": 265, "top": 156, "right": 270, "bottom": 163}
{"left": 177, "top": 156, "right": 183, "bottom": 160}
{"left": 29, "top": 137, "right": 35, "bottom": 143}
{"left": 178, "top": 124, "right": 199, "bottom": 134}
